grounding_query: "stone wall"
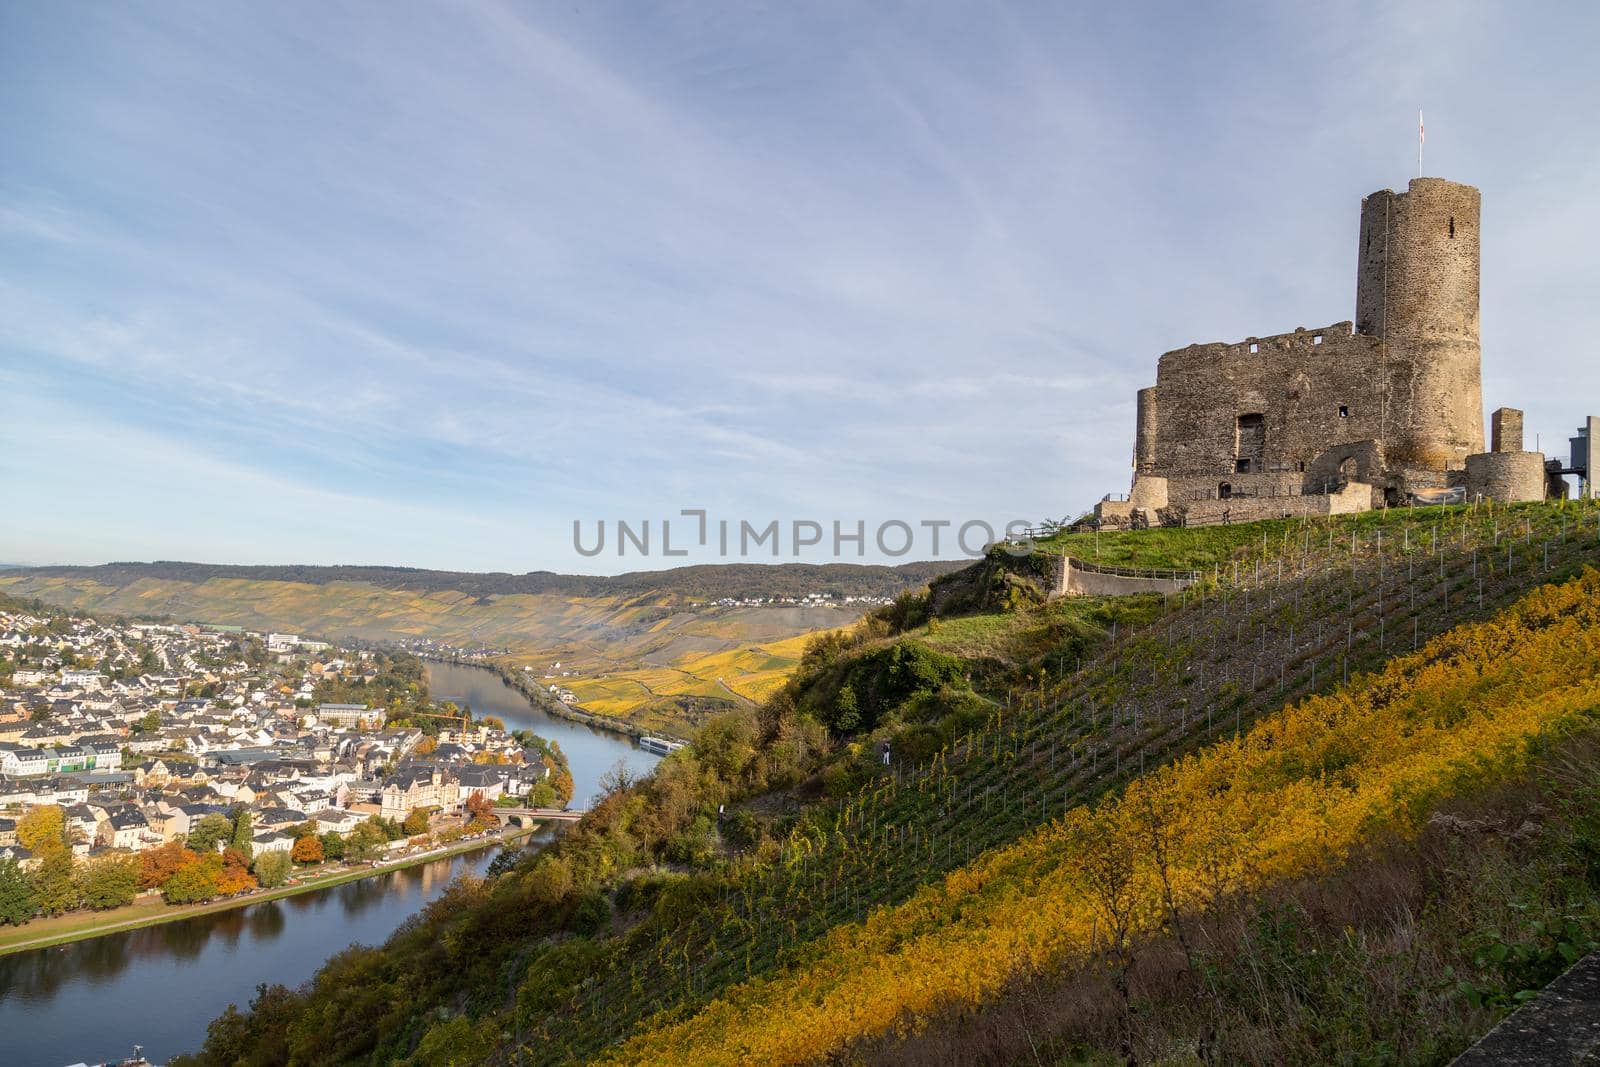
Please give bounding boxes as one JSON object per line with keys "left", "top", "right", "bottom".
{"left": 1135, "top": 387, "right": 1160, "bottom": 474}
{"left": 1144, "top": 323, "right": 1397, "bottom": 487}
{"left": 1491, "top": 407, "right": 1524, "bottom": 453}
{"left": 1180, "top": 480, "right": 1374, "bottom": 527}
{"left": 1052, "top": 556, "right": 1196, "bottom": 598}
{"left": 1356, "top": 177, "right": 1484, "bottom": 469}
{"left": 1465, "top": 451, "right": 1546, "bottom": 503}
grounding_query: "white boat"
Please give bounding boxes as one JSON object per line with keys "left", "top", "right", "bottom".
{"left": 638, "top": 736, "right": 685, "bottom": 755}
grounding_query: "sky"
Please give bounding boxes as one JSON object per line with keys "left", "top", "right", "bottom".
{"left": 3, "top": 1, "right": 1597, "bottom": 574}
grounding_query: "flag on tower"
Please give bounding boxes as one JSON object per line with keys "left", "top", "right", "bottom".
{"left": 1418, "top": 110, "right": 1425, "bottom": 176}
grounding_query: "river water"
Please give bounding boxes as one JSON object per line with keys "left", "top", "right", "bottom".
{"left": 421, "top": 659, "right": 662, "bottom": 808}
{"left": 0, "top": 660, "right": 659, "bottom": 1066}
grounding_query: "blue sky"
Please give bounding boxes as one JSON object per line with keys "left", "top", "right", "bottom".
{"left": 3, "top": 2, "right": 1597, "bottom": 573}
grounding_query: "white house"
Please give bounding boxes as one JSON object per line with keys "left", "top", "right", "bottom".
{"left": 0, "top": 745, "right": 50, "bottom": 777}
{"left": 251, "top": 831, "right": 294, "bottom": 854}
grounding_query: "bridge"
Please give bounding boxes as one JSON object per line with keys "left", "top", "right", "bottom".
{"left": 491, "top": 807, "right": 588, "bottom": 828}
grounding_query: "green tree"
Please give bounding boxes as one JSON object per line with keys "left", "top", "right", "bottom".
{"left": 137, "top": 708, "right": 162, "bottom": 733}
{"left": 230, "top": 809, "right": 255, "bottom": 860}
{"left": 33, "top": 847, "right": 80, "bottom": 915}
{"left": 252, "top": 850, "right": 292, "bottom": 889}
{"left": 319, "top": 832, "right": 346, "bottom": 861}
{"left": 345, "top": 822, "right": 387, "bottom": 862}
{"left": 187, "top": 813, "right": 234, "bottom": 853}
{"left": 0, "top": 857, "right": 36, "bottom": 924}
{"left": 79, "top": 854, "right": 142, "bottom": 910}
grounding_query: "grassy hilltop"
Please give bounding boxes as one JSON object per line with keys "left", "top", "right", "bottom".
{"left": 152, "top": 500, "right": 1600, "bottom": 1066}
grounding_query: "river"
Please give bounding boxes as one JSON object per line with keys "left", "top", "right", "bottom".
{"left": 422, "top": 659, "right": 663, "bottom": 807}
{"left": 0, "top": 660, "right": 659, "bottom": 1067}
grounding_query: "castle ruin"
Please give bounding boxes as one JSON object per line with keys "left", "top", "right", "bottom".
{"left": 1097, "top": 177, "right": 1557, "bottom": 529}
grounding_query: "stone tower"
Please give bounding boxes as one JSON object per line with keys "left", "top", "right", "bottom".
{"left": 1355, "top": 177, "right": 1485, "bottom": 471}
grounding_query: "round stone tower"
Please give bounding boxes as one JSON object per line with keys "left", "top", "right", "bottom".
{"left": 1355, "top": 177, "right": 1485, "bottom": 470}
{"left": 1134, "top": 386, "right": 1159, "bottom": 474}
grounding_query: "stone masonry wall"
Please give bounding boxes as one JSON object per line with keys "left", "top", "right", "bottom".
{"left": 1146, "top": 323, "right": 1391, "bottom": 489}
{"left": 1465, "top": 451, "right": 1546, "bottom": 503}
{"left": 1356, "top": 178, "right": 1484, "bottom": 469}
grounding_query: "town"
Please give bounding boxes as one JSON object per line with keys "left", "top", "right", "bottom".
{"left": 0, "top": 596, "right": 573, "bottom": 926}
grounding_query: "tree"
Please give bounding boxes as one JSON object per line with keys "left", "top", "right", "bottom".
{"left": 0, "top": 858, "right": 37, "bottom": 924}
{"left": 291, "top": 835, "right": 324, "bottom": 866}
{"left": 162, "top": 854, "right": 221, "bottom": 904}
{"left": 230, "top": 809, "right": 254, "bottom": 861}
{"left": 253, "top": 850, "right": 291, "bottom": 889}
{"left": 17, "top": 805, "right": 67, "bottom": 853}
{"left": 141, "top": 842, "right": 195, "bottom": 889}
{"left": 402, "top": 808, "right": 431, "bottom": 836}
{"left": 465, "top": 791, "right": 494, "bottom": 824}
{"left": 319, "top": 832, "right": 346, "bottom": 861}
{"left": 344, "top": 822, "right": 387, "bottom": 863}
{"left": 33, "top": 847, "right": 80, "bottom": 915}
{"left": 79, "top": 854, "right": 142, "bottom": 910}
{"left": 215, "top": 849, "right": 257, "bottom": 896}
{"left": 187, "top": 813, "right": 234, "bottom": 853}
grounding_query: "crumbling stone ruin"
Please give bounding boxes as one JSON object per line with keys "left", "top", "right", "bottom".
{"left": 1097, "top": 177, "right": 1559, "bottom": 529}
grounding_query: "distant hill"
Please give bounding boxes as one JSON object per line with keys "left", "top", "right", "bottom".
{"left": 0, "top": 558, "right": 963, "bottom": 733}
{"left": 10, "top": 559, "right": 959, "bottom": 601}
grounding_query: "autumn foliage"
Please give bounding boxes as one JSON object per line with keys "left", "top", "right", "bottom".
{"left": 604, "top": 568, "right": 1600, "bottom": 1065}
{"left": 291, "top": 836, "right": 324, "bottom": 866}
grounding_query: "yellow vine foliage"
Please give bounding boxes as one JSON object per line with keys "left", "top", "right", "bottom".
{"left": 604, "top": 568, "right": 1600, "bottom": 1066}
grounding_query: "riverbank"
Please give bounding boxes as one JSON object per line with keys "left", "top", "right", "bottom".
{"left": 420, "top": 654, "right": 690, "bottom": 745}
{"left": 0, "top": 828, "right": 537, "bottom": 958}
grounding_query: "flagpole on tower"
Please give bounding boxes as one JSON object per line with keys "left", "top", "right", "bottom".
{"left": 1418, "top": 110, "right": 1424, "bottom": 177}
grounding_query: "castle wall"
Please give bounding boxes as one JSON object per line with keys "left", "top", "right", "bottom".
{"left": 1356, "top": 178, "right": 1484, "bottom": 469}
{"left": 1491, "top": 407, "right": 1524, "bottom": 453}
{"left": 1146, "top": 323, "right": 1391, "bottom": 490}
{"left": 1465, "top": 451, "right": 1545, "bottom": 503}
{"left": 1180, "top": 480, "right": 1374, "bottom": 526}
{"left": 1051, "top": 556, "right": 1196, "bottom": 598}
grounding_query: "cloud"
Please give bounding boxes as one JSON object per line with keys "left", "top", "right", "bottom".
{"left": 2, "top": 2, "right": 1596, "bottom": 571}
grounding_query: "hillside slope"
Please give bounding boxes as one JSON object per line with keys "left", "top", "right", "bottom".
{"left": 165, "top": 501, "right": 1600, "bottom": 1066}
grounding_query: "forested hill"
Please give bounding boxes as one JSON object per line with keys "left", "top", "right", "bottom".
{"left": 9, "top": 559, "right": 960, "bottom": 601}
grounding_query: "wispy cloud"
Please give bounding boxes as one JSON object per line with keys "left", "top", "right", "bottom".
{"left": 2, "top": 1, "right": 1595, "bottom": 571}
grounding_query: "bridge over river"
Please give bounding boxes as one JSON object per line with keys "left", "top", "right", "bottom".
{"left": 493, "top": 806, "right": 588, "bottom": 827}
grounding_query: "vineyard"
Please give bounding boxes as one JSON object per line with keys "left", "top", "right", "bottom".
{"left": 604, "top": 563, "right": 1600, "bottom": 1064}
{"left": 501, "top": 499, "right": 1600, "bottom": 1063}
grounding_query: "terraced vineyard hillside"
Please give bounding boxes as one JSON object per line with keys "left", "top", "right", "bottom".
{"left": 510, "top": 502, "right": 1600, "bottom": 1062}
{"left": 165, "top": 501, "right": 1600, "bottom": 1067}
